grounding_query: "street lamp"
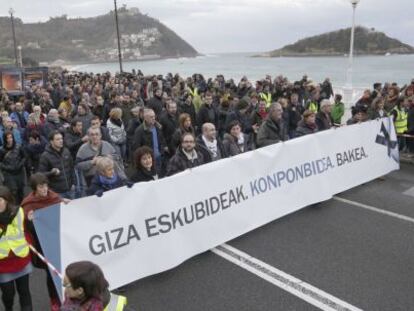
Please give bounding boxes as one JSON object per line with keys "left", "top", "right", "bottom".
{"left": 114, "top": 0, "right": 123, "bottom": 73}
{"left": 9, "top": 8, "right": 19, "bottom": 67}
{"left": 346, "top": 0, "right": 360, "bottom": 88}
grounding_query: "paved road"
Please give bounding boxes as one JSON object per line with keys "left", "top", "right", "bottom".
{"left": 29, "top": 163, "right": 414, "bottom": 310}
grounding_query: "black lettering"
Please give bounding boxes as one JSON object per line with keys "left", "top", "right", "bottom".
{"left": 194, "top": 201, "right": 206, "bottom": 220}
{"left": 236, "top": 186, "right": 247, "bottom": 201}
{"left": 145, "top": 217, "right": 159, "bottom": 237}
{"left": 89, "top": 235, "right": 106, "bottom": 256}
{"left": 171, "top": 209, "right": 184, "bottom": 229}
{"left": 250, "top": 180, "right": 259, "bottom": 197}
{"left": 228, "top": 189, "right": 237, "bottom": 206}
{"left": 126, "top": 225, "right": 141, "bottom": 243}
{"left": 111, "top": 227, "right": 126, "bottom": 249}
{"left": 105, "top": 231, "right": 112, "bottom": 251}
{"left": 210, "top": 196, "right": 221, "bottom": 214}
{"left": 220, "top": 192, "right": 229, "bottom": 209}
{"left": 159, "top": 214, "right": 172, "bottom": 233}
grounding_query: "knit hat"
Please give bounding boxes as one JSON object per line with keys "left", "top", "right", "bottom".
{"left": 236, "top": 97, "right": 250, "bottom": 110}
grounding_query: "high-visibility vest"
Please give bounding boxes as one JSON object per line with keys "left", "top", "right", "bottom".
{"left": 188, "top": 87, "right": 198, "bottom": 98}
{"left": 308, "top": 102, "right": 318, "bottom": 113}
{"left": 104, "top": 293, "right": 127, "bottom": 311}
{"left": 393, "top": 107, "right": 408, "bottom": 134}
{"left": 260, "top": 92, "right": 272, "bottom": 107}
{"left": 0, "top": 208, "right": 29, "bottom": 259}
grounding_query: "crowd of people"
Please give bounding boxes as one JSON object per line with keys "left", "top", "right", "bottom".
{"left": 0, "top": 70, "right": 413, "bottom": 311}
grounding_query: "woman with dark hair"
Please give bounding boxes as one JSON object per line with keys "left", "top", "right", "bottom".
{"left": 61, "top": 261, "right": 111, "bottom": 311}
{"left": 170, "top": 113, "right": 195, "bottom": 154}
{"left": 0, "top": 186, "right": 33, "bottom": 311}
{"left": 131, "top": 146, "right": 158, "bottom": 183}
{"left": 370, "top": 97, "right": 387, "bottom": 119}
{"left": 0, "top": 131, "right": 26, "bottom": 204}
{"left": 222, "top": 120, "right": 251, "bottom": 157}
{"left": 21, "top": 173, "right": 68, "bottom": 311}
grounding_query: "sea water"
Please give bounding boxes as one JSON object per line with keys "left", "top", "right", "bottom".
{"left": 68, "top": 52, "right": 414, "bottom": 89}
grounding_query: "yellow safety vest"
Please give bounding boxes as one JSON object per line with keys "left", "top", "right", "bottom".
{"left": 260, "top": 92, "right": 272, "bottom": 108}
{"left": 308, "top": 102, "right": 318, "bottom": 113}
{"left": 393, "top": 107, "right": 408, "bottom": 134}
{"left": 0, "top": 208, "right": 29, "bottom": 259}
{"left": 104, "top": 293, "right": 127, "bottom": 311}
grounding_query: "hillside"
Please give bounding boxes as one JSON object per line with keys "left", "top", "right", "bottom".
{"left": 0, "top": 6, "right": 199, "bottom": 64}
{"left": 262, "top": 26, "right": 414, "bottom": 57}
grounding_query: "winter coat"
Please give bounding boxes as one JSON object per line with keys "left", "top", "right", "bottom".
{"left": 0, "top": 144, "right": 26, "bottom": 174}
{"left": 64, "top": 127, "right": 84, "bottom": 159}
{"left": 147, "top": 96, "right": 164, "bottom": 117}
{"left": 107, "top": 119, "right": 126, "bottom": 145}
{"left": 38, "top": 145, "right": 74, "bottom": 193}
{"left": 24, "top": 137, "right": 47, "bottom": 174}
{"left": 159, "top": 111, "right": 179, "bottom": 150}
{"left": 295, "top": 120, "right": 318, "bottom": 137}
{"left": 130, "top": 167, "right": 158, "bottom": 183}
{"left": 132, "top": 122, "right": 167, "bottom": 156}
{"left": 166, "top": 148, "right": 205, "bottom": 176}
{"left": 224, "top": 110, "right": 253, "bottom": 134}
{"left": 197, "top": 104, "right": 219, "bottom": 130}
{"left": 316, "top": 112, "right": 333, "bottom": 131}
{"left": 222, "top": 133, "right": 250, "bottom": 157}
{"left": 87, "top": 174, "right": 126, "bottom": 196}
{"left": 256, "top": 118, "right": 288, "bottom": 148}
{"left": 196, "top": 135, "right": 226, "bottom": 163}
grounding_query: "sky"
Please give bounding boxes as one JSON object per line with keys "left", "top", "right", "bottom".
{"left": 1, "top": 0, "right": 413, "bottom": 53}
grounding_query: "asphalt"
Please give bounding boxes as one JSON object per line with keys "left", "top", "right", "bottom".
{"left": 28, "top": 163, "right": 414, "bottom": 311}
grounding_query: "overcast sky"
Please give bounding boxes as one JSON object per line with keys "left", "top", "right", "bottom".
{"left": 1, "top": 0, "right": 413, "bottom": 53}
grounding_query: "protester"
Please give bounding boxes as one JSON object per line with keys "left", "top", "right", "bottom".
{"left": 196, "top": 122, "right": 226, "bottom": 162}
{"left": 0, "top": 131, "right": 26, "bottom": 204}
{"left": 256, "top": 103, "right": 288, "bottom": 147}
{"left": 24, "top": 130, "right": 47, "bottom": 175}
{"left": 131, "top": 146, "right": 159, "bottom": 183}
{"left": 65, "top": 119, "right": 89, "bottom": 160}
{"left": 222, "top": 120, "right": 251, "bottom": 156}
{"left": 171, "top": 113, "right": 196, "bottom": 154}
{"left": 21, "top": 173, "right": 68, "bottom": 311}
{"left": 167, "top": 133, "right": 205, "bottom": 176}
{"left": 0, "top": 186, "right": 33, "bottom": 311}
{"left": 87, "top": 157, "right": 127, "bottom": 196}
{"left": 331, "top": 94, "right": 345, "bottom": 125}
{"left": 107, "top": 108, "right": 127, "bottom": 159}
{"left": 315, "top": 99, "right": 333, "bottom": 131}
{"left": 76, "top": 127, "right": 121, "bottom": 187}
{"left": 295, "top": 110, "right": 319, "bottom": 137}
{"left": 38, "top": 131, "right": 75, "bottom": 199}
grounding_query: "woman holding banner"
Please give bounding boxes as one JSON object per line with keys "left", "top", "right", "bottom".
{"left": 0, "top": 186, "right": 33, "bottom": 311}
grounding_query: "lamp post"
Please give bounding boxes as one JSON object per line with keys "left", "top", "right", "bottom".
{"left": 17, "top": 46, "right": 23, "bottom": 67}
{"left": 114, "top": 0, "right": 123, "bottom": 73}
{"left": 346, "top": 0, "right": 360, "bottom": 88}
{"left": 9, "top": 8, "right": 19, "bottom": 67}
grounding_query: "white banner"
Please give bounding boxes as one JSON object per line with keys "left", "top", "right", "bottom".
{"left": 36, "top": 118, "right": 399, "bottom": 290}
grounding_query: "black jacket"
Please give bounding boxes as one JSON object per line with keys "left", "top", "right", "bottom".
{"left": 316, "top": 112, "right": 333, "bottom": 131}
{"left": 197, "top": 104, "right": 219, "bottom": 129}
{"left": 132, "top": 122, "right": 167, "bottom": 155}
{"left": 166, "top": 147, "right": 205, "bottom": 176}
{"left": 38, "top": 145, "right": 74, "bottom": 193}
{"left": 0, "top": 144, "right": 26, "bottom": 174}
{"left": 64, "top": 127, "right": 83, "bottom": 159}
{"left": 147, "top": 96, "right": 164, "bottom": 117}
{"left": 295, "top": 120, "right": 318, "bottom": 137}
{"left": 196, "top": 135, "right": 226, "bottom": 163}
{"left": 159, "top": 111, "right": 178, "bottom": 150}
{"left": 130, "top": 167, "right": 158, "bottom": 183}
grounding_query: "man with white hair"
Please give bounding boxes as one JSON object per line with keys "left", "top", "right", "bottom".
{"left": 316, "top": 99, "right": 333, "bottom": 131}
{"left": 256, "top": 103, "right": 288, "bottom": 148}
{"left": 44, "top": 109, "right": 63, "bottom": 137}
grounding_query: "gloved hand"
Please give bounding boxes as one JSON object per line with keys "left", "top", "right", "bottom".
{"left": 126, "top": 181, "right": 134, "bottom": 188}
{"left": 95, "top": 189, "right": 104, "bottom": 197}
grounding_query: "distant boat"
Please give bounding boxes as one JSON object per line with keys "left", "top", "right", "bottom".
{"left": 385, "top": 52, "right": 392, "bottom": 56}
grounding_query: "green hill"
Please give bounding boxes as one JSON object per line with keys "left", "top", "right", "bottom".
{"left": 0, "top": 6, "right": 199, "bottom": 64}
{"left": 263, "top": 26, "right": 414, "bottom": 57}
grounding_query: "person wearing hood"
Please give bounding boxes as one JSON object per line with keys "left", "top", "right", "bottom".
{"left": 295, "top": 110, "right": 319, "bottom": 137}
{"left": 223, "top": 120, "right": 251, "bottom": 157}
{"left": 38, "top": 131, "right": 75, "bottom": 199}
{"left": 0, "top": 186, "right": 33, "bottom": 311}
{"left": 0, "top": 131, "right": 26, "bottom": 204}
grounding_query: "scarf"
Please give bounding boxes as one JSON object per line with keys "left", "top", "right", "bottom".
{"left": 182, "top": 149, "right": 198, "bottom": 161}
{"left": 98, "top": 174, "right": 119, "bottom": 186}
{"left": 21, "top": 190, "right": 62, "bottom": 214}
{"left": 202, "top": 136, "right": 218, "bottom": 158}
